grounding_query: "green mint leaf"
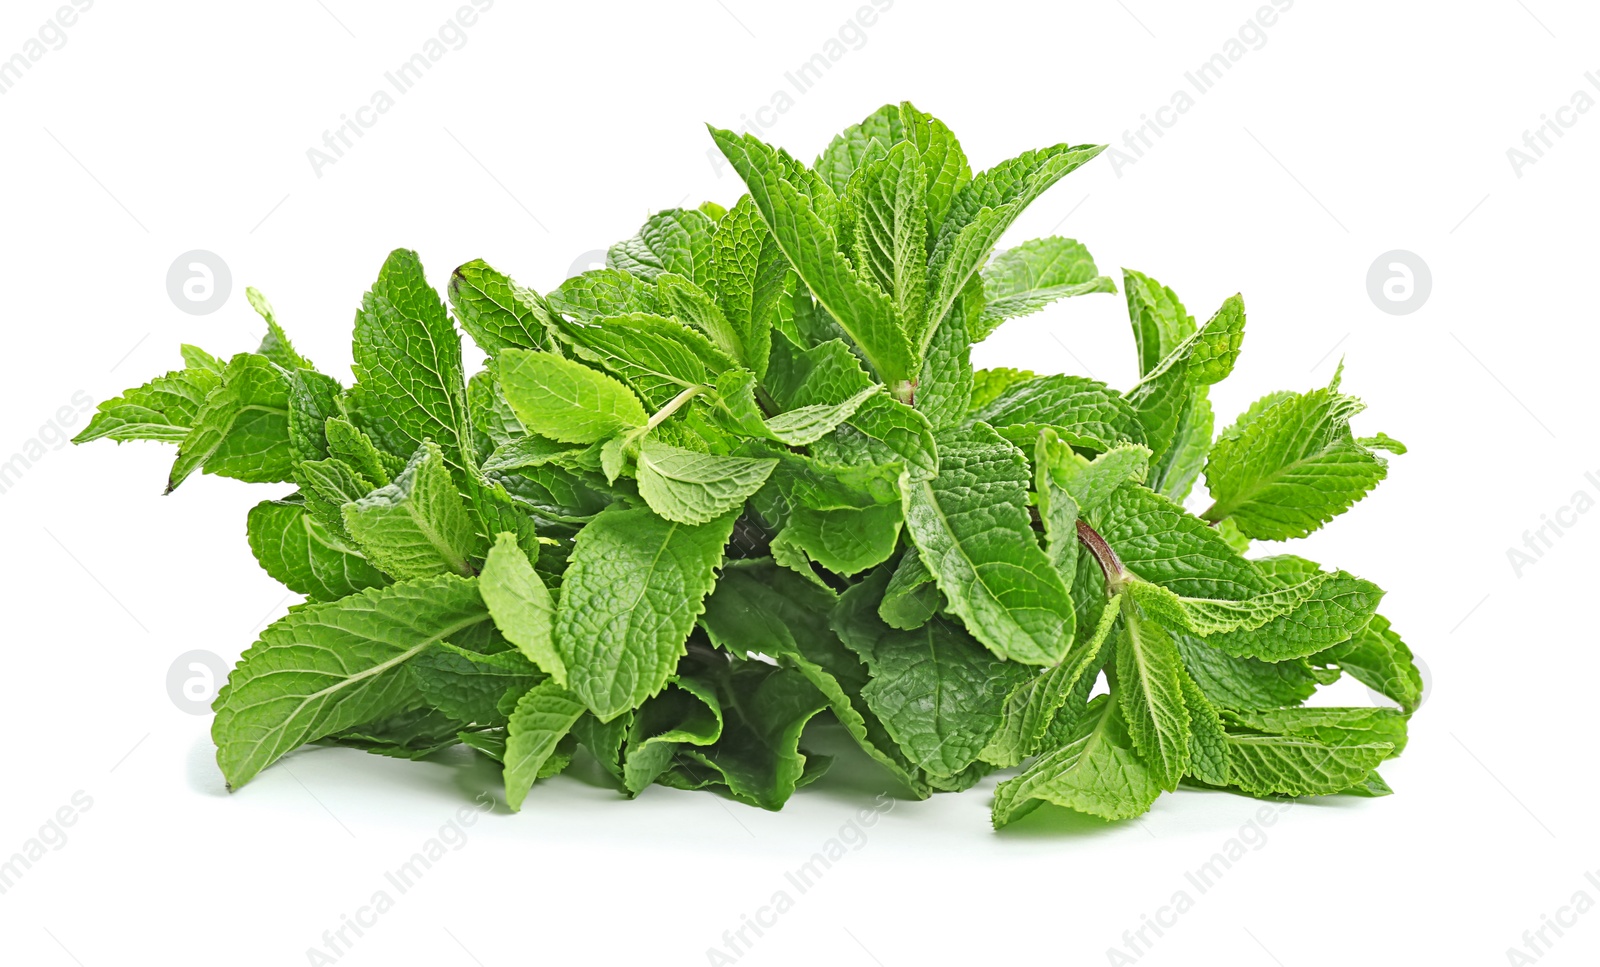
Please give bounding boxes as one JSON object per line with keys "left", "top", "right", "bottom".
{"left": 635, "top": 439, "right": 777, "bottom": 525}
{"left": 835, "top": 569, "right": 1033, "bottom": 778}
{"left": 973, "top": 373, "right": 1146, "bottom": 452}
{"left": 1179, "top": 671, "right": 1231, "bottom": 785}
{"left": 246, "top": 287, "right": 315, "bottom": 371}
{"left": 349, "top": 249, "right": 471, "bottom": 477}
{"left": 1202, "top": 378, "right": 1392, "bottom": 540}
{"left": 448, "top": 259, "right": 559, "bottom": 356}
{"left": 709, "top": 126, "right": 916, "bottom": 387}
{"left": 898, "top": 101, "right": 970, "bottom": 239}
{"left": 74, "top": 365, "right": 219, "bottom": 445}
{"left": 672, "top": 659, "right": 830, "bottom": 810}
{"left": 1147, "top": 388, "right": 1213, "bottom": 502}
{"left": 168, "top": 353, "right": 293, "bottom": 492}
{"left": 1223, "top": 706, "right": 1408, "bottom": 757}
{"left": 324, "top": 417, "right": 393, "bottom": 487}
{"left": 608, "top": 208, "right": 716, "bottom": 286}
{"left": 992, "top": 695, "right": 1162, "bottom": 827}
{"left": 246, "top": 498, "right": 389, "bottom": 601}
{"left": 714, "top": 370, "right": 878, "bottom": 447}
{"left": 1315, "top": 613, "right": 1423, "bottom": 712}
{"left": 711, "top": 195, "right": 786, "bottom": 382}
{"left": 1175, "top": 633, "right": 1321, "bottom": 710}
{"left": 969, "top": 367, "right": 1036, "bottom": 412}
{"left": 548, "top": 311, "right": 733, "bottom": 410}
{"left": 212, "top": 572, "right": 489, "bottom": 789}
{"left": 981, "top": 591, "right": 1121, "bottom": 768}
{"left": 410, "top": 642, "right": 542, "bottom": 727}
{"left": 555, "top": 504, "right": 735, "bottom": 720}
{"left": 180, "top": 344, "right": 226, "bottom": 373}
{"left": 548, "top": 267, "right": 662, "bottom": 321}
{"left": 703, "top": 561, "right": 929, "bottom": 797}
{"left": 814, "top": 103, "right": 904, "bottom": 195}
{"left": 914, "top": 273, "right": 977, "bottom": 431}
{"left": 622, "top": 674, "right": 723, "bottom": 795}
{"left": 1224, "top": 732, "right": 1394, "bottom": 798}
{"left": 342, "top": 441, "right": 483, "bottom": 579}
{"left": 901, "top": 424, "right": 1077, "bottom": 665}
{"left": 503, "top": 681, "right": 587, "bottom": 810}
{"left": 497, "top": 347, "right": 647, "bottom": 444}
{"left": 877, "top": 546, "right": 939, "bottom": 630}
{"left": 977, "top": 237, "right": 1116, "bottom": 340}
{"left": 849, "top": 140, "right": 930, "bottom": 344}
{"left": 927, "top": 143, "right": 1105, "bottom": 339}
{"left": 1114, "top": 598, "right": 1192, "bottom": 790}
{"left": 478, "top": 533, "right": 564, "bottom": 683}
{"left": 653, "top": 273, "right": 747, "bottom": 363}
{"left": 1037, "top": 435, "right": 1152, "bottom": 516}
{"left": 286, "top": 369, "right": 343, "bottom": 464}
{"left": 764, "top": 332, "right": 938, "bottom": 479}
{"left": 1123, "top": 269, "right": 1195, "bottom": 377}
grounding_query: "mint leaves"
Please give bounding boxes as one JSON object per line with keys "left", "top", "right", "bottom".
{"left": 75, "top": 103, "right": 1419, "bottom": 827}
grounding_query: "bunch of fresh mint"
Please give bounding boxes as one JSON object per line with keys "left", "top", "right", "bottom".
{"left": 75, "top": 103, "right": 1421, "bottom": 826}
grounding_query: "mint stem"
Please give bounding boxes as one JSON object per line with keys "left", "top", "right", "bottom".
{"left": 1076, "top": 519, "right": 1126, "bottom": 589}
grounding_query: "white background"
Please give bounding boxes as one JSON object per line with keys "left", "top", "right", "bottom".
{"left": 1, "top": 1, "right": 1594, "bottom": 964}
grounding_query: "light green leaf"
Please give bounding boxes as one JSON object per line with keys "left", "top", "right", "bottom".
{"left": 1225, "top": 733, "right": 1394, "bottom": 798}
{"left": 850, "top": 140, "right": 929, "bottom": 345}
{"left": 212, "top": 572, "right": 490, "bottom": 789}
{"left": 348, "top": 249, "right": 471, "bottom": 477}
{"left": 814, "top": 103, "right": 904, "bottom": 195}
{"left": 343, "top": 441, "right": 482, "bottom": 579}
{"left": 555, "top": 504, "right": 735, "bottom": 720}
{"left": 635, "top": 439, "right": 777, "bottom": 525}
{"left": 653, "top": 272, "right": 746, "bottom": 363}
{"left": 1203, "top": 379, "right": 1391, "bottom": 540}
{"left": 1315, "top": 613, "right": 1423, "bottom": 713}
{"left": 902, "top": 424, "right": 1077, "bottom": 665}
{"left": 478, "top": 533, "right": 565, "bottom": 683}
{"left": 711, "top": 194, "right": 786, "bottom": 380}
{"left": 608, "top": 208, "right": 716, "bottom": 286}
{"left": 448, "top": 259, "right": 559, "bottom": 355}
{"left": 623, "top": 674, "right": 722, "bottom": 795}
{"left": 1114, "top": 598, "right": 1191, "bottom": 790}
{"left": 927, "top": 143, "right": 1106, "bottom": 340}
{"left": 548, "top": 311, "right": 734, "bottom": 410}
{"left": 973, "top": 373, "right": 1145, "bottom": 452}
{"left": 168, "top": 353, "right": 293, "bottom": 491}
{"left": 710, "top": 127, "right": 915, "bottom": 387}
{"left": 246, "top": 287, "right": 315, "bottom": 371}
{"left": 74, "top": 366, "right": 219, "bottom": 445}
{"left": 899, "top": 101, "right": 970, "bottom": 238}
{"left": 503, "top": 681, "right": 587, "bottom": 810}
{"left": 410, "top": 642, "right": 542, "bottom": 727}
{"left": 1180, "top": 671, "right": 1230, "bottom": 785}
{"left": 1123, "top": 269, "right": 1195, "bottom": 377}
{"left": 992, "top": 695, "right": 1162, "bottom": 827}
{"left": 246, "top": 498, "right": 389, "bottom": 601}
{"left": 969, "top": 367, "right": 1036, "bottom": 412}
{"left": 977, "top": 237, "right": 1115, "bottom": 340}
{"left": 497, "top": 348, "right": 647, "bottom": 444}
{"left": 981, "top": 592, "right": 1121, "bottom": 768}
{"left": 547, "top": 268, "right": 662, "bottom": 321}
{"left": 1176, "top": 634, "right": 1320, "bottom": 711}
